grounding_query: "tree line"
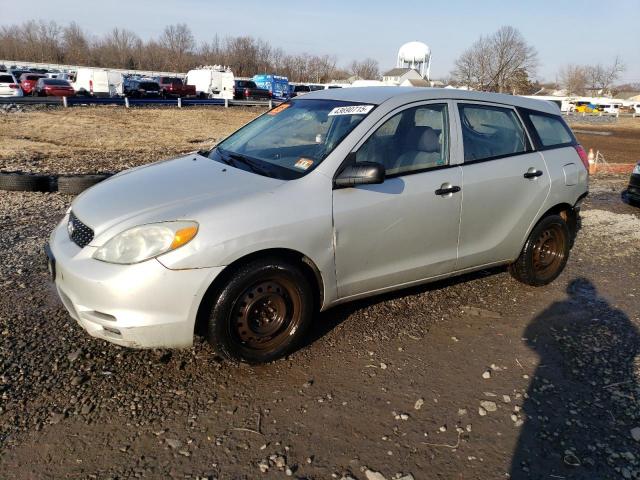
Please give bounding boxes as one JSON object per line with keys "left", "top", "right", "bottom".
{"left": 0, "top": 20, "right": 380, "bottom": 82}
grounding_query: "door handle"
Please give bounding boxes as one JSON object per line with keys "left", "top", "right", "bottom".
{"left": 435, "top": 183, "right": 461, "bottom": 196}
{"left": 524, "top": 168, "right": 543, "bottom": 179}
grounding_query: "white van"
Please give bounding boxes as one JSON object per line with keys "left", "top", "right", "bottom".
{"left": 72, "top": 68, "right": 124, "bottom": 97}
{"left": 186, "top": 67, "right": 235, "bottom": 99}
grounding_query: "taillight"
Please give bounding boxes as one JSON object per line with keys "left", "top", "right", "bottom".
{"left": 244, "top": 88, "right": 250, "bottom": 97}
{"left": 89, "top": 79, "right": 93, "bottom": 93}
{"left": 575, "top": 145, "right": 589, "bottom": 172}
{"left": 9, "top": 84, "right": 18, "bottom": 89}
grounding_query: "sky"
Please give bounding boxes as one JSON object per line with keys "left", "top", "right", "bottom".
{"left": 2, "top": 0, "right": 639, "bottom": 83}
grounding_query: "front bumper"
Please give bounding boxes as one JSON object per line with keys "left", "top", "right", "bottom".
{"left": 627, "top": 173, "right": 640, "bottom": 202}
{"left": 48, "top": 217, "right": 224, "bottom": 349}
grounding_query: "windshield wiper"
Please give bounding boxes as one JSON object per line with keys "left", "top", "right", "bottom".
{"left": 227, "top": 152, "right": 275, "bottom": 178}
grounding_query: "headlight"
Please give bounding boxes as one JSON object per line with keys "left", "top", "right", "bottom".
{"left": 93, "top": 221, "right": 198, "bottom": 264}
{"left": 633, "top": 163, "right": 640, "bottom": 175}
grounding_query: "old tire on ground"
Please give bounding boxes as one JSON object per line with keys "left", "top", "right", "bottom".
{"left": 57, "top": 174, "right": 111, "bottom": 195}
{"left": 509, "top": 214, "right": 570, "bottom": 287}
{"left": 207, "top": 258, "right": 314, "bottom": 364}
{"left": 0, "top": 172, "right": 52, "bottom": 192}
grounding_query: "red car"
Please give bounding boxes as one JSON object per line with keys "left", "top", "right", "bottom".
{"left": 19, "top": 73, "right": 46, "bottom": 95}
{"left": 34, "top": 78, "right": 75, "bottom": 97}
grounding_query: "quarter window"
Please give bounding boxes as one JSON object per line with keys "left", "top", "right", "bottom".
{"left": 459, "top": 104, "right": 528, "bottom": 161}
{"left": 356, "top": 104, "right": 449, "bottom": 176}
{"left": 528, "top": 114, "right": 573, "bottom": 147}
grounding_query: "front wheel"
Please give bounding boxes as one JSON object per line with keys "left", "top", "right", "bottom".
{"left": 207, "top": 258, "right": 313, "bottom": 363}
{"left": 509, "top": 214, "right": 570, "bottom": 286}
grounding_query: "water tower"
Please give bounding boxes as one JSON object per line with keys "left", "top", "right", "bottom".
{"left": 397, "top": 41, "right": 431, "bottom": 80}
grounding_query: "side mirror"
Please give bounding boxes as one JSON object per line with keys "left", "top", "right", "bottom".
{"left": 334, "top": 161, "right": 385, "bottom": 188}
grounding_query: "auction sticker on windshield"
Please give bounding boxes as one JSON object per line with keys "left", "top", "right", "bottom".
{"left": 268, "top": 103, "right": 290, "bottom": 115}
{"left": 294, "top": 158, "right": 314, "bottom": 170}
{"left": 328, "top": 105, "right": 374, "bottom": 116}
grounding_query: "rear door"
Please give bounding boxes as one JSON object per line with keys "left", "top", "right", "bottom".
{"left": 456, "top": 102, "right": 550, "bottom": 269}
{"left": 333, "top": 101, "right": 463, "bottom": 299}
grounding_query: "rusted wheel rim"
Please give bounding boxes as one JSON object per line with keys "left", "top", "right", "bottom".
{"left": 532, "top": 225, "right": 565, "bottom": 280}
{"left": 231, "top": 278, "right": 301, "bottom": 351}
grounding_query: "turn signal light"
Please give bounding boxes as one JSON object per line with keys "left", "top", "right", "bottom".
{"left": 170, "top": 226, "right": 198, "bottom": 249}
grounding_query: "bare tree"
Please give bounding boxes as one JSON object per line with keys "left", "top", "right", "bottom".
{"left": 452, "top": 26, "right": 538, "bottom": 92}
{"left": 159, "top": 24, "right": 195, "bottom": 71}
{"left": 349, "top": 58, "right": 379, "bottom": 80}
{"left": 559, "top": 64, "right": 587, "bottom": 95}
{"left": 585, "top": 56, "right": 625, "bottom": 94}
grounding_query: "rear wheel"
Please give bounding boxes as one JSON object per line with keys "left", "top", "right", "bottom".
{"left": 509, "top": 214, "right": 570, "bottom": 286}
{"left": 207, "top": 258, "right": 313, "bottom": 363}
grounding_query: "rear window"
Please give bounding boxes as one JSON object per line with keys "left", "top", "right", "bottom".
{"left": 162, "top": 77, "right": 182, "bottom": 84}
{"left": 0, "top": 75, "right": 14, "bottom": 83}
{"left": 26, "top": 75, "right": 42, "bottom": 81}
{"left": 44, "top": 79, "right": 70, "bottom": 86}
{"left": 139, "top": 82, "right": 159, "bottom": 90}
{"left": 528, "top": 114, "right": 573, "bottom": 147}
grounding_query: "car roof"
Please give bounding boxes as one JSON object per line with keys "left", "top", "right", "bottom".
{"left": 301, "top": 86, "right": 561, "bottom": 115}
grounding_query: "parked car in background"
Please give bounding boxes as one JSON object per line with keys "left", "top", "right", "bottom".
{"left": 34, "top": 78, "right": 75, "bottom": 97}
{"left": 624, "top": 162, "right": 640, "bottom": 207}
{"left": 157, "top": 77, "right": 196, "bottom": 98}
{"left": 124, "top": 79, "right": 160, "bottom": 98}
{"left": 10, "top": 69, "right": 30, "bottom": 81}
{"left": 73, "top": 68, "right": 124, "bottom": 97}
{"left": 0, "top": 73, "right": 23, "bottom": 97}
{"left": 233, "top": 80, "right": 271, "bottom": 100}
{"left": 186, "top": 67, "right": 235, "bottom": 99}
{"left": 19, "top": 73, "right": 46, "bottom": 95}
{"left": 46, "top": 87, "right": 588, "bottom": 364}
{"left": 291, "top": 84, "right": 311, "bottom": 97}
{"left": 252, "top": 74, "right": 289, "bottom": 99}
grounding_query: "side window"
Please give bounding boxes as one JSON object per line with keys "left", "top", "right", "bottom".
{"left": 356, "top": 104, "right": 449, "bottom": 176}
{"left": 528, "top": 113, "right": 573, "bottom": 147}
{"left": 459, "top": 104, "right": 528, "bottom": 162}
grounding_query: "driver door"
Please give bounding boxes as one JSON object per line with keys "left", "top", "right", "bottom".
{"left": 332, "top": 102, "right": 463, "bottom": 299}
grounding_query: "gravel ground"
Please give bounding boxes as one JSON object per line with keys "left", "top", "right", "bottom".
{"left": 0, "top": 175, "right": 639, "bottom": 479}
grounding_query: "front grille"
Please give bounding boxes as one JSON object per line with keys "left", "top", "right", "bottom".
{"left": 68, "top": 212, "right": 94, "bottom": 248}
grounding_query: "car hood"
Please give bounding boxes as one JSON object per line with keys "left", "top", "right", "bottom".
{"left": 71, "top": 153, "right": 285, "bottom": 239}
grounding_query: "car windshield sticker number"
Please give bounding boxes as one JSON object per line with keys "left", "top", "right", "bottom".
{"left": 294, "top": 158, "right": 314, "bottom": 170}
{"left": 268, "top": 103, "right": 290, "bottom": 115}
{"left": 328, "top": 105, "right": 374, "bottom": 116}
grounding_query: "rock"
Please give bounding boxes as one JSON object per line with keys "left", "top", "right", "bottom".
{"left": 365, "top": 470, "right": 387, "bottom": 480}
{"left": 258, "top": 460, "right": 269, "bottom": 473}
{"left": 81, "top": 403, "right": 94, "bottom": 415}
{"left": 380, "top": 363, "right": 387, "bottom": 370}
{"left": 274, "top": 455, "right": 286, "bottom": 468}
{"left": 482, "top": 370, "right": 491, "bottom": 379}
{"left": 439, "top": 425, "right": 447, "bottom": 432}
{"left": 478, "top": 407, "right": 487, "bottom": 417}
{"left": 71, "top": 374, "right": 88, "bottom": 386}
{"left": 458, "top": 408, "right": 467, "bottom": 416}
{"left": 631, "top": 427, "right": 640, "bottom": 442}
{"left": 165, "top": 438, "right": 182, "bottom": 449}
{"left": 397, "top": 475, "right": 415, "bottom": 480}
{"left": 502, "top": 395, "right": 511, "bottom": 403}
{"left": 67, "top": 349, "right": 82, "bottom": 362}
{"left": 285, "top": 467, "right": 293, "bottom": 476}
{"left": 414, "top": 398, "right": 424, "bottom": 410}
{"left": 480, "top": 401, "right": 497, "bottom": 412}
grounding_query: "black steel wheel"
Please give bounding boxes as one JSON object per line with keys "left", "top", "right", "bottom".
{"left": 207, "top": 258, "right": 313, "bottom": 363}
{"left": 509, "top": 214, "right": 570, "bottom": 286}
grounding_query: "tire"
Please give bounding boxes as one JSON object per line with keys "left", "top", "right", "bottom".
{"left": 57, "top": 174, "right": 111, "bottom": 195}
{"left": 509, "top": 214, "right": 570, "bottom": 286}
{"left": 0, "top": 172, "right": 52, "bottom": 192}
{"left": 207, "top": 258, "right": 314, "bottom": 364}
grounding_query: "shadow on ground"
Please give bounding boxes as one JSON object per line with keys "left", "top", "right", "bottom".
{"left": 511, "top": 277, "right": 640, "bottom": 479}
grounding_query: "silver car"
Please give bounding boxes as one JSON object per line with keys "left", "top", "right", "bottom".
{"left": 46, "top": 87, "right": 589, "bottom": 363}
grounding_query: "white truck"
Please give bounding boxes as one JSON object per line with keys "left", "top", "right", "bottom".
{"left": 186, "top": 66, "right": 234, "bottom": 100}
{"left": 72, "top": 68, "right": 124, "bottom": 97}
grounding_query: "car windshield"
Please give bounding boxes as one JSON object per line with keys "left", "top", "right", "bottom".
{"left": 210, "top": 99, "right": 374, "bottom": 180}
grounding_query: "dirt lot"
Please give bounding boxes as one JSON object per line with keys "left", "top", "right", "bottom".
{"left": 0, "top": 107, "right": 638, "bottom": 176}
{"left": 0, "top": 108, "right": 639, "bottom": 479}
{"left": 571, "top": 117, "right": 640, "bottom": 165}
{"left": 0, "top": 107, "right": 261, "bottom": 174}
